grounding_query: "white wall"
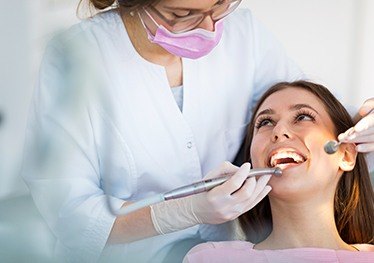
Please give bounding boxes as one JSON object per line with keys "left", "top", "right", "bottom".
{"left": 0, "top": 0, "right": 373, "bottom": 199}
{"left": 0, "top": 0, "right": 79, "bottom": 199}
{"left": 0, "top": 0, "right": 33, "bottom": 199}
{"left": 242, "top": 0, "right": 374, "bottom": 106}
{"left": 353, "top": 0, "right": 374, "bottom": 105}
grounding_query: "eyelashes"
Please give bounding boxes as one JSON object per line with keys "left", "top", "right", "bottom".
{"left": 293, "top": 109, "right": 316, "bottom": 123}
{"left": 255, "top": 109, "right": 316, "bottom": 129}
{"left": 255, "top": 116, "right": 274, "bottom": 129}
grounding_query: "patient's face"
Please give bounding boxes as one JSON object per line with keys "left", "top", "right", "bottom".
{"left": 250, "top": 87, "right": 344, "bottom": 200}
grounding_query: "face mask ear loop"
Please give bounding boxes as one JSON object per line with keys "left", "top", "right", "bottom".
{"left": 139, "top": 7, "right": 161, "bottom": 29}
{"left": 137, "top": 8, "right": 163, "bottom": 39}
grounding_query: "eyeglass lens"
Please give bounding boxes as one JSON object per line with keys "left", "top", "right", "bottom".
{"left": 160, "top": 0, "right": 241, "bottom": 33}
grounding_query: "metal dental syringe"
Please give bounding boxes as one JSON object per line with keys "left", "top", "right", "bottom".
{"left": 108, "top": 167, "right": 282, "bottom": 216}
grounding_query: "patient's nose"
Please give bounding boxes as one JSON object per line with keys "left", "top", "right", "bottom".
{"left": 272, "top": 123, "right": 292, "bottom": 142}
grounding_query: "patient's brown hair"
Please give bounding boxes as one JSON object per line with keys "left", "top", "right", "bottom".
{"left": 239, "top": 80, "right": 374, "bottom": 245}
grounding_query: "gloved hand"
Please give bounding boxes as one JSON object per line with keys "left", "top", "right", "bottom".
{"left": 150, "top": 162, "right": 272, "bottom": 234}
{"left": 338, "top": 98, "right": 374, "bottom": 152}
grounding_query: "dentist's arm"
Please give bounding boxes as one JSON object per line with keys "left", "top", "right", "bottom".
{"left": 107, "top": 204, "right": 156, "bottom": 244}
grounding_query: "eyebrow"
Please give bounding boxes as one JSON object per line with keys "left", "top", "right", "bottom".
{"left": 255, "top": 108, "right": 275, "bottom": 120}
{"left": 163, "top": 0, "right": 222, "bottom": 12}
{"left": 255, "top": 104, "right": 319, "bottom": 119}
{"left": 290, "top": 104, "right": 319, "bottom": 114}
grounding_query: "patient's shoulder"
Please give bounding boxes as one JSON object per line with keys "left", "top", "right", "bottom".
{"left": 183, "top": 241, "right": 255, "bottom": 263}
{"left": 210, "top": 240, "right": 255, "bottom": 249}
{"left": 190, "top": 240, "right": 254, "bottom": 252}
{"left": 352, "top": 243, "right": 374, "bottom": 252}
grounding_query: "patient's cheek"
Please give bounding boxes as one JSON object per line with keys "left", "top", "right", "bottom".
{"left": 250, "top": 145, "right": 262, "bottom": 168}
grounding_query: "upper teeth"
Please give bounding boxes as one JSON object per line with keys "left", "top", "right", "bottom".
{"left": 270, "top": 151, "right": 305, "bottom": 167}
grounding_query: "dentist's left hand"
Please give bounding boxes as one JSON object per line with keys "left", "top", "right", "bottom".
{"left": 150, "top": 162, "right": 272, "bottom": 234}
{"left": 339, "top": 98, "right": 374, "bottom": 152}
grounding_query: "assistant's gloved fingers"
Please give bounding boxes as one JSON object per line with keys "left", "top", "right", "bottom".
{"left": 338, "top": 127, "right": 355, "bottom": 141}
{"left": 244, "top": 185, "right": 272, "bottom": 211}
{"left": 204, "top": 161, "right": 239, "bottom": 180}
{"left": 352, "top": 111, "right": 374, "bottom": 133}
{"left": 356, "top": 143, "right": 374, "bottom": 153}
{"left": 211, "top": 162, "right": 251, "bottom": 195}
{"left": 358, "top": 98, "right": 374, "bottom": 116}
{"left": 343, "top": 127, "right": 374, "bottom": 137}
{"left": 339, "top": 110, "right": 374, "bottom": 141}
{"left": 338, "top": 125, "right": 374, "bottom": 153}
{"left": 344, "top": 134, "right": 374, "bottom": 144}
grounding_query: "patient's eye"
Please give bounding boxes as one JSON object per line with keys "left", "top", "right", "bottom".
{"left": 294, "top": 110, "right": 316, "bottom": 123}
{"left": 255, "top": 116, "right": 274, "bottom": 129}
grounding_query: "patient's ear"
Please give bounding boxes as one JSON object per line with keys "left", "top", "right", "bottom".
{"left": 339, "top": 143, "right": 357, "bottom": 171}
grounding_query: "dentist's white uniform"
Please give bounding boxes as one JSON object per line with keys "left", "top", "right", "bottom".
{"left": 22, "top": 8, "right": 303, "bottom": 262}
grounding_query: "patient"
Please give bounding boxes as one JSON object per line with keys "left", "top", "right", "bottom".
{"left": 184, "top": 81, "right": 374, "bottom": 262}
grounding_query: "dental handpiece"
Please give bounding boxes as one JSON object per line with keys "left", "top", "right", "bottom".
{"left": 163, "top": 167, "right": 282, "bottom": 200}
{"left": 112, "top": 167, "right": 282, "bottom": 216}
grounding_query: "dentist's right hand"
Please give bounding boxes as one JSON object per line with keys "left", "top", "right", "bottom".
{"left": 150, "top": 162, "right": 272, "bottom": 234}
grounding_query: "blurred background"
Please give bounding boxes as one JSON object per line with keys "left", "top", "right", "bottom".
{"left": 0, "top": 0, "right": 373, "bottom": 261}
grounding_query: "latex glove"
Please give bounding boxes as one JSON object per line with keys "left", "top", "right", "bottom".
{"left": 150, "top": 162, "right": 272, "bottom": 234}
{"left": 338, "top": 98, "right": 374, "bottom": 152}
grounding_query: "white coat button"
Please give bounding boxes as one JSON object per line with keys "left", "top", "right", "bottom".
{"left": 187, "top": 141, "right": 193, "bottom": 149}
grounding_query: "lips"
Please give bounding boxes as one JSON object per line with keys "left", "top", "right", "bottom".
{"left": 268, "top": 148, "right": 307, "bottom": 169}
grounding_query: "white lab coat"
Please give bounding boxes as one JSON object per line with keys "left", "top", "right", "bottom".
{"left": 22, "top": 8, "right": 303, "bottom": 263}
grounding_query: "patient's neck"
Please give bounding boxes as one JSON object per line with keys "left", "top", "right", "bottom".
{"left": 255, "top": 197, "right": 353, "bottom": 251}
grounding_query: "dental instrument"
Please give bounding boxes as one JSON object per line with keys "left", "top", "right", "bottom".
{"left": 324, "top": 140, "right": 341, "bottom": 154}
{"left": 325, "top": 109, "right": 374, "bottom": 154}
{"left": 107, "top": 167, "right": 282, "bottom": 216}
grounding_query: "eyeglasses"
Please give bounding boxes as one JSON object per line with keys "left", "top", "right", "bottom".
{"left": 143, "top": 0, "right": 242, "bottom": 33}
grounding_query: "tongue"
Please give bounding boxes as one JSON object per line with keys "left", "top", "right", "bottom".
{"left": 276, "top": 158, "right": 297, "bottom": 165}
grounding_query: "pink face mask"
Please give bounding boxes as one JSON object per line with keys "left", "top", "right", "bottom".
{"left": 139, "top": 13, "right": 224, "bottom": 59}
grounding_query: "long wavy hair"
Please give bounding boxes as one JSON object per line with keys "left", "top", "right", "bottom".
{"left": 239, "top": 80, "right": 374, "bottom": 245}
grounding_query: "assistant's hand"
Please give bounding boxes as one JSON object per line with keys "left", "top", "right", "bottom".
{"left": 338, "top": 98, "right": 374, "bottom": 152}
{"left": 150, "top": 162, "right": 272, "bottom": 234}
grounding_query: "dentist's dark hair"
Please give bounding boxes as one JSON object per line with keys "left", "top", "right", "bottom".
{"left": 83, "top": 0, "right": 159, "bottom": 11}
{"left": 78, "top": 0, "right": 160, "bottom": 18}
{"left": 239, "top": 80, "right": 374, "bottom": 245}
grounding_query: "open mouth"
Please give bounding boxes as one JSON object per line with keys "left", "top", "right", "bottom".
{"left": 268, "top": 150, "right": 307, "bottom": 169}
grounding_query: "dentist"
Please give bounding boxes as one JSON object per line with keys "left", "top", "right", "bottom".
{"left": 22, "top": 0, "right": 374, "bottom": 262}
